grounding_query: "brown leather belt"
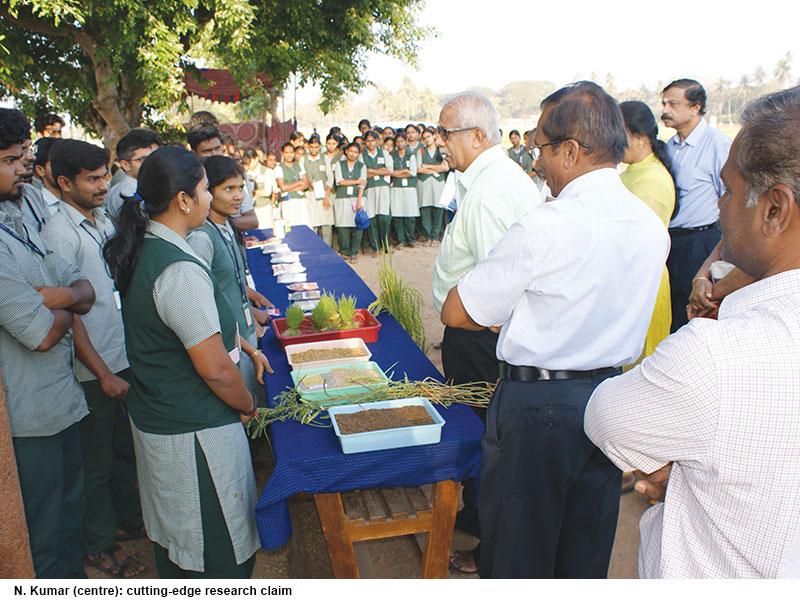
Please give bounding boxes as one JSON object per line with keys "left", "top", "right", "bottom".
{"left": 499, "top": 362, "right": 619, "bottom": 382}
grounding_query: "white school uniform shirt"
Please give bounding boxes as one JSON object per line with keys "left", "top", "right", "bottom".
{"left": 585, "top": 269, "right": 800, "bottom": 578}
{"left": 458, "top": 168, "right": 669, "bottom": 369}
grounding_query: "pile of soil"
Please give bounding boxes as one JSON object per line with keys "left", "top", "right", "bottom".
{"left": 336, "top": 405, "right": 434, "bottom": 434}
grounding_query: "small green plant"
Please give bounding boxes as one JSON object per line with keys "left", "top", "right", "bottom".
{"left": 337, "top": 294, "right": 358, "bottom": 329}
{"left": 310, "top": 292, "right": 339, "bottom": 331}
{"left": 368, "top": 251, "right": 426, "bottom": 350}
{"left": 284, "top": 305, "right": 306, "bottom": 336}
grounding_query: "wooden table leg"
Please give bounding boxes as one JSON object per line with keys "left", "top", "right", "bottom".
{"left": 421, "top": 480, "right": 459, "bottom": 578}
{"left": 314, "top": 492, "right": 360, "bottom": 578}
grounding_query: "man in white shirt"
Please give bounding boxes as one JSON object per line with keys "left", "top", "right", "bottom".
{"left": 441, "top": 81, "right": 668, "bottom": 578}
{"left": 585, "top": 87, "right": 800, "bottom": 578}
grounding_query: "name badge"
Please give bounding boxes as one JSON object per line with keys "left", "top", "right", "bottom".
{"left": 401, "top": 178, "right": 408, "bottom": 187}
{"left": 246, "top": 273, "right": 255, "bottom": 289}
{"left": 377, "top": 157, "right": 385, "bottom": 165}
{"left": 347, "top": 186, "right": 354, "bottom": 196}
{"left": 244, "top": 302, "right": 253, "bottom": 327}
{"left": 373, "top": 176, "right": 380, "bottom": 181}
{"left": 113, "top": 290, "right": 122, "bottom": 311}
{"left": 228, "top": 346, "right": 240, "bottom": 364}
{"left": 320, "top": 165, "right": 326, "bottom": 172}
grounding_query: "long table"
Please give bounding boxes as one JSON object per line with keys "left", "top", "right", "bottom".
{"left": 246, "top": 225, "right": 483, "bottom": 565}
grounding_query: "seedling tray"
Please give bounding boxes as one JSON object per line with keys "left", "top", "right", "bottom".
{"left": 272, "top": 309, "right": 381, "bottom": 349}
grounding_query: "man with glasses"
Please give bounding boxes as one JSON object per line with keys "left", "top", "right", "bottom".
{"left": 105, "top": 128, "right": 161, "bottom": 220}
{"left": 660, "top": 79, "right": 731, "bottom": 331}
{"left": 431, "top": 90, "right": 538, "bottom": 575}
{"left": 441, "top": 81, "right": 668, "bottom": 578}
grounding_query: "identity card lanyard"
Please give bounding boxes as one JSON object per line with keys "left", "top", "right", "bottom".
{"left": 0, "top": 221, "right": 46, "bottom": 258}
{"left": 79, "top": 221, "right": 121, "bottom": 310}
{"left": 208, "top": 218, "right": 252, "bottom": 328}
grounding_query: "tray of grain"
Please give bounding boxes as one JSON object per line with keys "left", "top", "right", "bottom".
{"left": 285, "top": 338, "right": 372, "bottom": 371}
{"left": 291, "top": 361, "right": 389, "bottom": 405}
{"left": 328, "top": 397, "right": 445, "bottom": 454}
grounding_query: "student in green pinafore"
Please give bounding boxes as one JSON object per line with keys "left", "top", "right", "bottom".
{"left": 389, "top": 131, "right": 419, "bottom": 247}
{"left": 274, "top": 142, "right": 310, "bottom": 227}
{"left": 103, "top": 147, "right": 261, "bottom": 578}
{"left": 330, "top": 142, "right": 367, "bottom": 263}
{"left": 507, "top": 129, "right": 533, "bottom": 174}
{"left": 362, "top": 130, "right": 392, "bottom": 255}
{"left": 186, "top": 155, "right": 274, "bottom": 405}
{"left": 416, "top": 127, "right": 449, "bottom": 246}
{"left": 302, "top": 135, "right": 334, "bottom": 246}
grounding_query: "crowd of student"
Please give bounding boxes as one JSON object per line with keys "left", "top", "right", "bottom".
{"left": 235, "top": 118, "right": 545, "bottom": 263}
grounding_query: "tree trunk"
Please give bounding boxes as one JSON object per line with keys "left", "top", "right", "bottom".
{"left": 0, "top": 367, "right": 35, "bottom": 578}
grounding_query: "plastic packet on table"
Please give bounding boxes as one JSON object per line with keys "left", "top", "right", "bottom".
{"left": 271, "top": 252, "right": 301, "bottom": 264}
{"left": 288, "top": 290, "right": 321, "bottom": 301}
{"left": 261, "top": 243, "right": 290, "bottom": 254}
{"left": 277, "top": 272, "right": 307, "bottom": 284}
{"left": 272, "top": 263, "right": 306, "bottom": 276}
{"left": 293, "top": 299, "right": 320, "bottom": 312}
{"left": 287, "top": 282, "right": 319, "bottom": 291}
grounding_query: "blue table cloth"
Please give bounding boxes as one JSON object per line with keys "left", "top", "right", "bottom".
{"left": 246, "top": 225, "right": 483, "bottom": 550}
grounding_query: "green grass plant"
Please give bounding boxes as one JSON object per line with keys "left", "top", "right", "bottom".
{"left": 368, "top": 250, "right": 427, "bottom": 350}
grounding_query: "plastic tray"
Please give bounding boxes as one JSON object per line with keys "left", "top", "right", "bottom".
{"left": 285, "top": 338, "right": 372, "bottom": 371}
{"left": 329, "top": 397, "right": 445, "bottom": 454}
{"left": 272, "top": 309, "right": 381, "bottom": 348}
{"left": 291, "top": 361, "right": 389, "bottom": 406}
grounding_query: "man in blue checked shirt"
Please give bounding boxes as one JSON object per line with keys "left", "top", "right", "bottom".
{"left": 0, "top": 108, "right": 95, "bottom": 578}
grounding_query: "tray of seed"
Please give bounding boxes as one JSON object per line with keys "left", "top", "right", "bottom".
{"left": 291, "top": 361, "right": 389, "bottom": 406}
{"left": 328, "top": 397, "right": 445, "bottom": 454}
{"left": 285, "top": 338, "right": 372, "bottom": 371}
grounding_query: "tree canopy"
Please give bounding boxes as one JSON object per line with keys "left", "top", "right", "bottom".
{"left": 0, "top": 0, "right": 430, "bottom": 150}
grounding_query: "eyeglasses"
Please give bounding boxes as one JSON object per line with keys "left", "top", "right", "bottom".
{"left": 435, "top": 125, "right": 477, "bottom": 141}
{"left": 531, "top": 138, "right": 590, "bottom": 160}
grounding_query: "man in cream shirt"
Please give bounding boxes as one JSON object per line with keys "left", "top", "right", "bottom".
{"left": 431, "top": 91, "right": 538, "bottom": 574}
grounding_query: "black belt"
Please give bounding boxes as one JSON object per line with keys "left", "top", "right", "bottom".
{"left": 668, "top": 221, "right": 718, "bottom": 237}
{"left": 499, "top": 362, "right": 619, "bottom": 382}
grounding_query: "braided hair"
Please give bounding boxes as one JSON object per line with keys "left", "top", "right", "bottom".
{"left": 620, "top": 100, "right": 679, "bottom": 219}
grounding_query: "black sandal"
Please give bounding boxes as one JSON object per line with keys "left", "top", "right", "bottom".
{"left": 86, "top": 544, "right": 147, "bottom": 578}
{"left": 449, "top": 549, "right": 479, "bottom": 575}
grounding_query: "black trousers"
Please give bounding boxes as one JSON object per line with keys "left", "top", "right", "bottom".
{"left": 442, "top": 326, "right": 500, "bottom": 543}
{"left": 478, "top": 372, "right": 622, "bottom": 579}
{"left": 667, "top": 224, "right": 722, "bottom": 332}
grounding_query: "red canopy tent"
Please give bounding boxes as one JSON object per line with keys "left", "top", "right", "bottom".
{"left": 183, "top": 68, "right": 293, "bottom": 153}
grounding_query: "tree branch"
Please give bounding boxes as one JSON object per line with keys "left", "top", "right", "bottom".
{"left": 0, "top": 5, "right": 69, "bottom": 38}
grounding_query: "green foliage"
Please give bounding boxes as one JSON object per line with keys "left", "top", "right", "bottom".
{"left": 368, "top": 250, "right": 426, "bottom": 350}
{"left": 235, "top": 0, "right": 431, "bottom": 114}
{"left": 311, "top": 293, "right": 338, "bottom": 332}
{"left": 0, "top": 0, "right": 430, "bottom": 148}
{"left": 337, "top": 294, "right": 358, "bottom": 329}
{"left": 284, "top": 304, "right": 306, "bottom": 336}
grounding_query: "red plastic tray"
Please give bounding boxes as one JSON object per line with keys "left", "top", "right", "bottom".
{"left": 271, "top": 308, "right": 382, "bottom": 349}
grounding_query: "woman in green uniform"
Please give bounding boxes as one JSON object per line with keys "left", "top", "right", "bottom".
{"left": 103, "top": 147, "right": 261, "bottom": 578}
{"left": 274, "top": 142, "right": 310, "bottom": 227}
{"left": 416, "top": 127, "right": 449, "bottom": 246}
{"left": 507, "top": 129, "right": 531, "bottom": 173}
{"left": 303, "top": 135, "right": 334, "bottom": 245}
{"left": 361, "top": 131, "right": 392, "bottom": 255}
{"left": 187, "top": 155, "right": 274, "bottom": 405}
{"left": 389, "top": 131, "right": 419, "bottom": 248}
{"left": 331, "top": 142, "right": 366, "bottom": 263}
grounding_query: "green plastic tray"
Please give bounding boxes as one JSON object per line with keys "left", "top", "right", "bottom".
{"left": 290, "top": 361, "right": 390, "bottom": 408}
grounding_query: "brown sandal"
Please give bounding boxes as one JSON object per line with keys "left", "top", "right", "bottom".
{"left": 86, "top": 544, "right": 147, "bottom": 578}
